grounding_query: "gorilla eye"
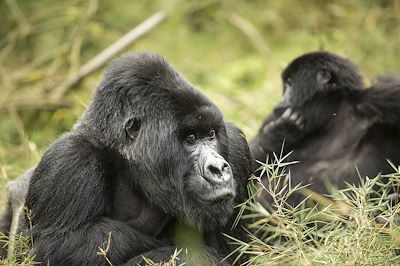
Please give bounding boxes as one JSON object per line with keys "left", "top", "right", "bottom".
{"left": 209, "top": 129, "right": 215, "bottom": 139}
{"left": 317, "top": 69, "right": 332, "bottom": 84}
{"left": 186, "top": 134, "right": 196, "bottom": 144}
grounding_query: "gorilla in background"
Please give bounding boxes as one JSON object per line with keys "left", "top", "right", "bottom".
{"left": 10, "top": 52, "right": 252, "bottom": 265}
{"left": 250, "top": 51, "right": 400, "bottom": 205}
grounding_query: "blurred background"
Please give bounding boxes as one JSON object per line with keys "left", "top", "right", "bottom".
{"left": 0, "top": 0, "right": 399, "bottom": 202}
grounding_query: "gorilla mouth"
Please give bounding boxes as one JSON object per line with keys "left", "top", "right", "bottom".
{"left": 197, "top": 187, "right": 235, "bottom": 204}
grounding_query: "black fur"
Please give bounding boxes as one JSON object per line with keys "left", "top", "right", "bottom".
{"left": 250, "top": 51, "right": 400, "bottom": 205}
{"left": 23, "top": 52, "right": 252, "bottom": 265}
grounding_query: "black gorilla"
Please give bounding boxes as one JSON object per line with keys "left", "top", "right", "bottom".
{"left": 250, "top": 51, "right": 400, "bottom": 205}
{"left": 21, "top": 53, "right": 252, "bottom": 265}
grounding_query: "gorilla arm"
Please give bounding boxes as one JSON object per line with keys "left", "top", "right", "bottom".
{"left": 250, "top": 91, "right": 342, "bottom": 164}
{"left": 26, "top": 135, "right": 163, "bottom": 265}
{"left": 356, "top": 82, "right": 400, "bottom": 125}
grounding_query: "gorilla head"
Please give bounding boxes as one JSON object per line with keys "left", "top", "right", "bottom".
{"left": 279, "top": 51, "right": 364, "bottom": 108}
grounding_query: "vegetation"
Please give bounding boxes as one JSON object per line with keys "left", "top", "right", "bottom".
{"left": 229, "top": 154, "right": 400, "bottom": 265}
{"left": 0, "top": 0, "right": 399, "bottom": 265}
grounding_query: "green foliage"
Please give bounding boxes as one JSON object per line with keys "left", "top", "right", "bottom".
{"left": 228, "top": 154, "right": 400, "bottom": 265}
{"left": 0, "top": 232, "right": 35, "bottom": 266}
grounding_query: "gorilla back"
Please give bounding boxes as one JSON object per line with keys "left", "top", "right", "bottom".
{"left": 251, "top": 51, "right": 400, "bottom": 205}
{"left": 25, "top": 52, "right": 252, "bottom": 265}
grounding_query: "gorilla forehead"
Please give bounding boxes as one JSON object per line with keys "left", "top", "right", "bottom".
{"left": 282, "top": 51, "right": 356, "bottom": 75}
{"left": 179, "top": 105, "right": 224, "bottom": 133}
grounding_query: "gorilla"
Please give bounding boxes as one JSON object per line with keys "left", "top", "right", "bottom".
{"left": 250, "top": 51, "right": 400, "bottom": 205}
{"left": 5, "top": 52, "right": 252, "bottom": 265}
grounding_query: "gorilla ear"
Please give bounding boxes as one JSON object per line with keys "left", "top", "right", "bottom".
{"left": 317, "top": 69, "right": 332, "bottom": 84}
{"left": 125, "top": 117, "right": 141, "bottom": 140}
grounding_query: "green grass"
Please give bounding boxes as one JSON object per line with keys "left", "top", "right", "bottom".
{"left": 229, "top": 155, "right": 400, "bottom": 265}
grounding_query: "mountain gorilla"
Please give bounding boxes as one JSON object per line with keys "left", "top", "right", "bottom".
{"left": 21, "top": 53, "right": 252, "bottom": 265}
{"left": 250, "top": 51, "right": 400, "bottom": 205}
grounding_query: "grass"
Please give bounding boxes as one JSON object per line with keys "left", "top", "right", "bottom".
{"left": 228, "top": 154, "right": 400, "bottom": 265}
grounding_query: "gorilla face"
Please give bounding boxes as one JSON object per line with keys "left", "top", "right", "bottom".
{"left": 180, "top": 106, "right": 236, "bottom": 204}
{"left": 168, "top": 103, "right": 238, "bottom": 228}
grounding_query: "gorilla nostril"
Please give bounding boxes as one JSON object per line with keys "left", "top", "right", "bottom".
{"left": 208, "top": 165, "right": 222, "bottom": 176}
{"left": 222, "top": 162, "right": 229, "bottom": 171}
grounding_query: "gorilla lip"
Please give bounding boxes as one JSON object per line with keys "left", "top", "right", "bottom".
{"left": 197, "top": 187, "right": 235, "bottom": 203}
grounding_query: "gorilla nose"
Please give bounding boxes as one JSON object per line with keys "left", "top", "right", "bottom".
{"left": 203, "top": 158, "right": 232, "bottom": 185}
